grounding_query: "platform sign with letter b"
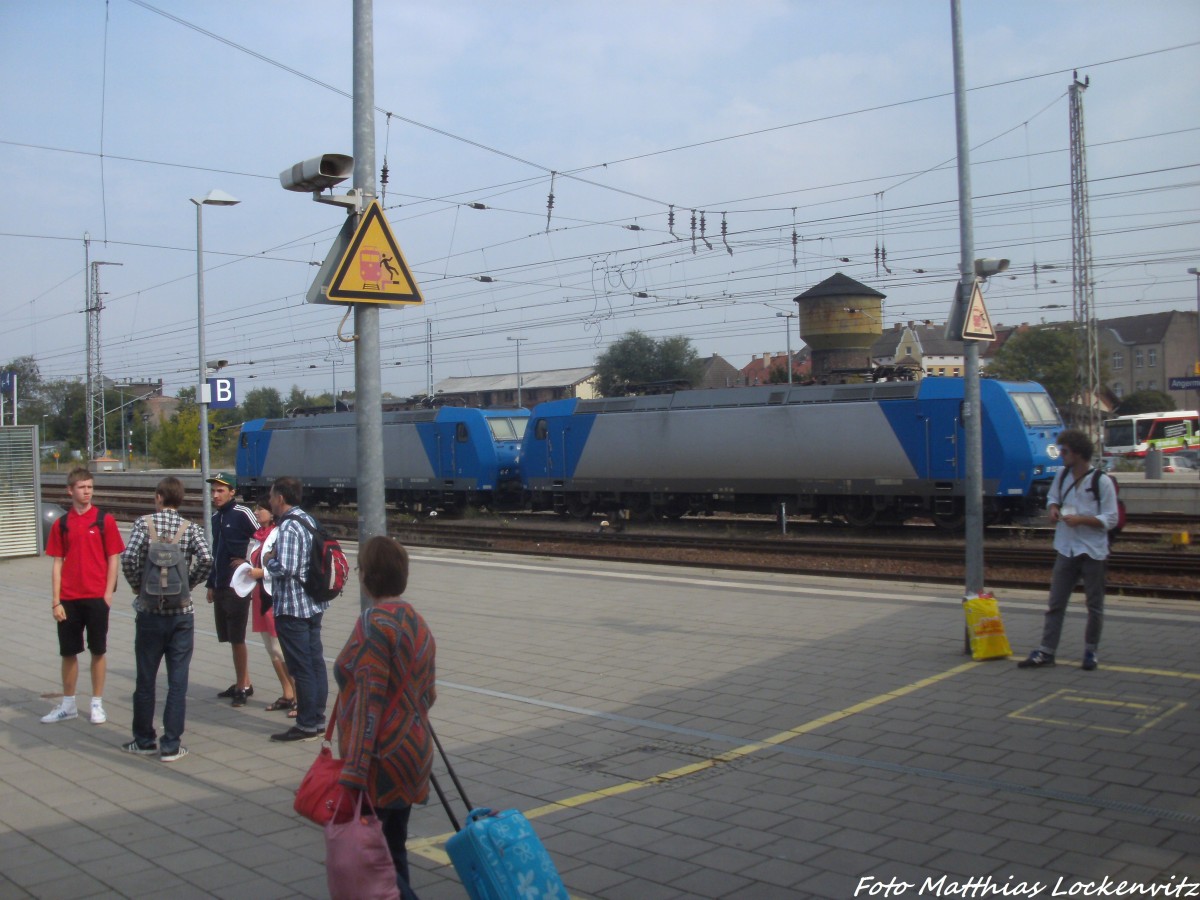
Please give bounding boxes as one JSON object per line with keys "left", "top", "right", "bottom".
{"left": 204, "top": 377, "right": 237, "bottom": 409}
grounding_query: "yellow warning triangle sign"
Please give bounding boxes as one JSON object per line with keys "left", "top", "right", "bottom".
{"left": 326, "top": 200, "right": 424, "bottom": 305}
{"left": 962, "top": 281, "right": 995, "bottom": 341}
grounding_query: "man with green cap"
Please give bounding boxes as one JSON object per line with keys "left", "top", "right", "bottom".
{"left": 205, "top": 472, "right": 258, "bottom": 707}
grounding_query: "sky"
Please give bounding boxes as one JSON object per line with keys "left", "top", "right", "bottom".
{"left": 2, "top": 1, "right": 1198, "bottom": 403}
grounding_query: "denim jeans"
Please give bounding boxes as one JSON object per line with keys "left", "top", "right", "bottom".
{"left": 132, "top": 612, "right": 194, "bottom": 753}
{"left": 274, "top": 613, "right": 327, "bottom": 732}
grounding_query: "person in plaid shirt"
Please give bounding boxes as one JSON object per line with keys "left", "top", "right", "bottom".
{"left": 264, "top": 475, "right": 330, "bottom": 742}
{"left": 119, "top": 476, "right": 212, "bottom": 762}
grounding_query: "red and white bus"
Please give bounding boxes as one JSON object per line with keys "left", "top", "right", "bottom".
{"left": 1102, "top": 410, "right": 1199, "bottom": 457}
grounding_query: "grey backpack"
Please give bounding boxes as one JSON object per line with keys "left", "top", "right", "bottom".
{"left": 139, "top": 517, "right": 191, "bottom": 611}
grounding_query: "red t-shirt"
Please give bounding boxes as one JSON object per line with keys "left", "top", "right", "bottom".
{"left": 45, "top": 506, "right": 126, "bottom": 601}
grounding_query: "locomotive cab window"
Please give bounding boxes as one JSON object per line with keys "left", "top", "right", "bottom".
{"left": 239, "top": 433, "right": 249, "bottom": 448}
{"left": 1011, "top": 392, "right": 1060, "bottom": 428}
{"left": 455, "top": 423, "right": 469, "bottom": 443}
{"left": 486, "top": 417, "right": 523, "bottom": 441}
{"left": 535, "top": 419, "right": 548, "bottom": 440}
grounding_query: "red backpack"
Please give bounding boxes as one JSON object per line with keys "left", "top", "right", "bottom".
{"left": 284, "top": 514, "right": 349, "bottom": 603}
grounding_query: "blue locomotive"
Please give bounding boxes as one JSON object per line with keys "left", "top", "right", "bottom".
{"left": 519, "top": 378, "right": 1063, "bottom": 526}
{"left": 236, "top": 406, "right": 528, "bottom": 513}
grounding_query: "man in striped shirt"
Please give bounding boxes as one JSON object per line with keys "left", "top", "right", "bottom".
{"left": 264, "top": 476, "right": 330, "bottom": 741}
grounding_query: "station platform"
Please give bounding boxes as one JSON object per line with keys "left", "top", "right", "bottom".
{"left": 2, "top": 540, "right": 1198, "bottom": 898}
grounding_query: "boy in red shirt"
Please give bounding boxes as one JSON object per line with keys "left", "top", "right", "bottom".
{"left": 42, "top": 467, "right": 126, "bottom": 724}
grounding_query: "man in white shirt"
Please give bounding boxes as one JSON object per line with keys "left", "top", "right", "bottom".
{"left": 1018, "top": 429, "right": 1119, "bottom": 672}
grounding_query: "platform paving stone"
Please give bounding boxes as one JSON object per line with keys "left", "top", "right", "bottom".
{"left": 3, "top": 542, "right": 1200, "bottom": 897}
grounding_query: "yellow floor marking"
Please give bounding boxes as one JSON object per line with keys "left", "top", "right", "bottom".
{"left": 409, "top": 661, "right": 981, "bottom": 868}
{"left": 1009, "top": 688, "right": 1189, "bottom": 735}
{"left": 1102, "top": 663, "right": 1200, "bottom": 680}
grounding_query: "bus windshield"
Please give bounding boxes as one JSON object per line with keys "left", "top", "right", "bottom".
{"left": 1010, "top": 392, "right": 1060, "bottom": 428}
{"left": 1103, "top": 420, "right": 1134, "bottom": 449}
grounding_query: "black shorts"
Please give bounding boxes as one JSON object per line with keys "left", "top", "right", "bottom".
{"left": 213, "top": 586, "right": 251, "bottom": 644}
{"left": 57, "top": 598, "right": 110, "bottom": 657}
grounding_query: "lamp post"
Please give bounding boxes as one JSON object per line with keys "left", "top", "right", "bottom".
{"left": 192, "top": 190, "right": 240, "bottom": 543}
{"left": 776, "top": 312, "right": 796, "bottom": 384}
{"left": 508, "top": 336, "right": 526, "bottom": 406}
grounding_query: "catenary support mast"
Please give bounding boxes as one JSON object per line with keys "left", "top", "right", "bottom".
{"left": 1070, "top": 73, "right": 1101, "bottom": 443}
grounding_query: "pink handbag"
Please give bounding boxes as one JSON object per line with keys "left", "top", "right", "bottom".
{"left": 324, "top": 791, "right": 400, "bottom": 900}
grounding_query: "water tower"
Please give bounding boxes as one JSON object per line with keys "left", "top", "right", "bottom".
{"left": 794, "top": 272, "right": 884, "bottom": 382}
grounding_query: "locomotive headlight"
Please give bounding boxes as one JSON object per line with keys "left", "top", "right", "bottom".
{"left": 1046, "top": 444, "right": 1060, "bottom": 459}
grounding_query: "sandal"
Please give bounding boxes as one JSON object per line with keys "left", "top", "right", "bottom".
{"left": 287, "top": 708, "right": 299, "bottom": 719}
{"left": 266, "top": 697, "right": 297, "bottom": 712}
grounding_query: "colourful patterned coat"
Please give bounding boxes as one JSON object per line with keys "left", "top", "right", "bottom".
{"left": 334, "top": 601, "right": 437, "bottom": 808}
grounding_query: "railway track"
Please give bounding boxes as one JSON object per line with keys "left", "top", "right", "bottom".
{"left": 75, "top": 486, "right": 1199, "bottom": 600}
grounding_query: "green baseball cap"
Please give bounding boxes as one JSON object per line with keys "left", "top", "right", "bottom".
{"left": 206, "top": 472, "right": 237, "bottom": 489}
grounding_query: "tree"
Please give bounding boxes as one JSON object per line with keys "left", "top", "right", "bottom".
{"left": 151, "top": 407, "right": 201, "bottom": 469}
{"left": 594, "top": 331, "right": 704, "bottom": 397}
{"left": 286, "top": 385, "right": 313, "bottom": 411}
{"left": 242, "top": 386, "right": 284, "bottom": 421}
{"left": 985, "top": 327, "right": 1078, "bottom": 410}
{"left": 1113, "top": 390, "right": 1175, "bottom": 416}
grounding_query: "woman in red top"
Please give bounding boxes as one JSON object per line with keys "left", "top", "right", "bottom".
{"left": 334, "top": 536, "right": 436, "bottom": 900}
{"left": 246, "top": 498, "right": 295, "bottom": 712}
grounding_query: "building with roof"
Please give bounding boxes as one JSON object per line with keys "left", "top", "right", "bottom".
{"left": 432, "top": 366, "right": 597, "bottom": 407}
{"left": 738, "top": 349, "right": 812, "bottom": 386}
{"left": 1098, "top": 310, "right": 1199, "bottom": 408}
{"left": 870, "top": 321, "right": 964, "bottom": 377}
{"left": 794, "top": 272, "right": 885, "bottom": 381}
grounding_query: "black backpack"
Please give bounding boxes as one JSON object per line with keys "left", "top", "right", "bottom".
{"left": 1086, "top": 469, "right": 1126, "bottom": 546}
{"left": 282, "top": 513, "right": 349, "bottom": 603}
{"left": 138, "top": 517, "right": 192, "bottom": 612}
{"left": 57, "top": 506, "right": 109, "bottom": 549}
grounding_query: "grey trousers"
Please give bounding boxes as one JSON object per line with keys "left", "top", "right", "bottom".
{"left": 1039, "top": 552, "right": 1106, "bottom": 655}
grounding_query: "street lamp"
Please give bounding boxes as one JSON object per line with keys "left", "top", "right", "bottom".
{"left": 192, "top": 190, "right": 240, "bottom": 543}
{"left": 507, "top": 336, "right": 526, "bottom": 407}
{"left": 775, "top": 312, "right": 796, "bottom": 384}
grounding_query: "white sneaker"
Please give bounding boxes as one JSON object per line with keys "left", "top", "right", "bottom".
{"left": 90, "top": 704, "right": 107, "bottom": 725}
{"left": 41, "top": 703, "right": 78, "bottom": 723}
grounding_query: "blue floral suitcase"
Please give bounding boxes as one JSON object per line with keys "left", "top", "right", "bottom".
{"left": 445, "top": 807, "right": 568, "bottom": 900}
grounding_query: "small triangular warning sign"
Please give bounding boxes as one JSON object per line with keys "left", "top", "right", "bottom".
{"left": 325, "top": 200, "right": 423, "bottom": 305}
{"left": 962, "top": 281, "right": 995, "bottom": 341}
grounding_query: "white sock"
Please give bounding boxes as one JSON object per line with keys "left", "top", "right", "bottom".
{"left": 92, "top": 697, "right": 103, "bottom": 707}
{"left": 62, "top": 696, "right": 77, "bottom": 712}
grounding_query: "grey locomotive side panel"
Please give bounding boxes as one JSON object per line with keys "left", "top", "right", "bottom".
{"left": 266, "top": 421, "right": 437, "bottom": 483}
{"left": 573, "top": 404, "right": 919, "bottom": 483}
{"left": 266, "top": 426, "right": 353, "bottom": 483}
{"left": 382, "top": 426, "right": 437, "bottom": 481}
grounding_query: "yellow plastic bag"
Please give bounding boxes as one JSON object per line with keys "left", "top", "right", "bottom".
{"left": 963, "top": 593, "right": 1012, "bottom": 661}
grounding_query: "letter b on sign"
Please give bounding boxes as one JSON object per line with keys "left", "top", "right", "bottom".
{"left": 207, "top": 377, "right": 237, "bottom": 409}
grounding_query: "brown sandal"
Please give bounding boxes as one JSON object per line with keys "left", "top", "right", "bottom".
{"left": 287, "top": 707, "right": 299, "bottom": 718}
{"left": 266, "top": 697, "right": 297, "bottom": 712}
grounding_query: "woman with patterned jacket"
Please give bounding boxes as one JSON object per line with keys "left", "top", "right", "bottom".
{"left": 334, "top": 536, "right": 436, "bottom": 900}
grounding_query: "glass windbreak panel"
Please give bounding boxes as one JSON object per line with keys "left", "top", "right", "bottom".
{"left": 1012, "top": 392, "right": 1060, "bottom": 427}
{"left": 486, "top": 417, "right": 524, "bottom": 441}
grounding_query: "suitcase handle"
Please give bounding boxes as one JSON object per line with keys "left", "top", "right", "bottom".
{"left": 426, "top": 716, "right": 476, "bottom": 832}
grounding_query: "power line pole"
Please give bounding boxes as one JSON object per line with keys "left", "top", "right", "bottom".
{"left": 86, "top": 249, "right": 122, "bottom": 462}
{"left": 353, "top": 0, "right": 387, "bottom": 603}
{"left": 1070, "top": 72, "right": 1100, "bottom": 444}
{"left": 949, "top": 0, "right": 985, "bottom": 597}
